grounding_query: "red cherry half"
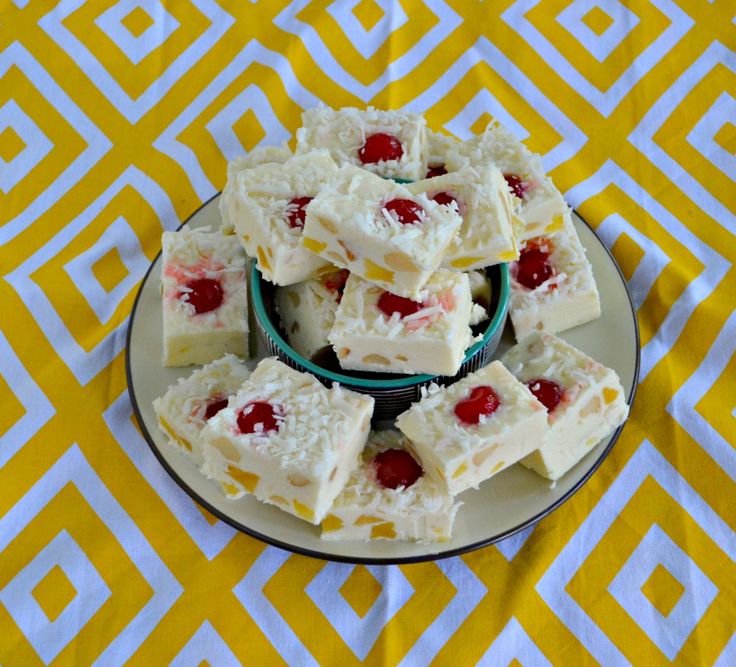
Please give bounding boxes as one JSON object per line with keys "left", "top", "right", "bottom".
{"left": 426, "top": 165, "right": 447, "bottom": 178}
{"left": 514, "top": 247, "right": 554, "bottom": 290}
{"left": 182, "top": 278, "right": 224, "bottom": 314}
{"left": 377, "top": 292, "right": 423, "bottom": 319}
{"left": 237, "top": 401, "right": 280, "bottom": 435}
{"left": 323, "top": 269, "right": 349, "bottom": 294}
{"left": 454, "top": 386, "right": 500, "bottom": 425}
{"left": 373, "top": 448, "right": 423, "bottom": 489}
{"left": 526, "top": 379, "right": 563, "bottom": 413}
{"left": 504, "top": 173, "right": 528, "bottom": 199}
{"left": 286, "top": 196, "right": 313, "bottom": 229}
{"left": 383, "top": 198, "right": 424, "bottom": 225}
{"left": 359, "top": 133, "right": 403, "bottom": 163}
{"left": 431, "top": 191, "right": 459, "bottom": 209}
{"left": 204, "top": 397, "right": 229, "bottom": 421}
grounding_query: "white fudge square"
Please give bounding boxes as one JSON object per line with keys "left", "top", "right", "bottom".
{"left": 321, "top": 430, "right": 462, "bottom": 543}
{"left": 222, "top": 150, "right": 339, "bottom": 285}
{"left": 152, "top": 355, "right": 251, "bottom": 467}
{"left": 296, "top": 106, "right": 428, "bottom": 180}
{"left": 407, "top": 165, "right": 519, "bottom": 271}
{"left": 201, "top": 358, "right": 374, "bottom": 524}
{"left": 328, "top": 271, "right": 473, "bottom": 376}
{"left": 161, "top": 227, "right": 248, "bottom": 367}
{"left": 303, "top": 165, "right": 462, "bottom": 298}
{"left": 501, "top": 332, "right": 629, "bottom": 481}
{"left": 396, "top": 361, "right": 547, "bottom": 495}
{"left": 446, "top": 120, "right": 567, "bottom": 241}
{"left": 220, "top": 144, "right": 292, "bottom": 234}
{"left": 274, "top": 269, "right": 348, "bottom": 361}
{"left": 509, "top": 212, "right": 601, "bottom": 340}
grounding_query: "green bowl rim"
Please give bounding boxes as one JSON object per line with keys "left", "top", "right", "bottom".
{"left": 251, "top": 263, "right": 510, "bottom": 389}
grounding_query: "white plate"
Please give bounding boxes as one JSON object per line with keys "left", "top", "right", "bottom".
{"left": 126, "top": 196, "right": 639, "bottom": 563}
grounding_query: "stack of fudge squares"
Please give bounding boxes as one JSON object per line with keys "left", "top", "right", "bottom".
{"left": 152, "top": 106, "right": 630, "bottom": 543}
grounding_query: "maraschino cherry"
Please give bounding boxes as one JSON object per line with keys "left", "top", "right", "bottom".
{"left": 181, "top": 278, "right": 224, "bottom": 314}
{"left": 286, "top": 196, "right": 313, "bottom": 229}
{"left": 526, "top": 379, "right": 563, "bottom": 413}
{"left": 454, "top": 386, "right": 500, "bottom": 424}
{"left": 373, "top": 449, "right": 423, "bottom": 489}
{"left": 515, "top": 246, "right": 554, "bottom": 290}
{"left": 377, "top": 292, "right": 423, "bottom": 318}
{"left": 204, "top": 397, "right": 229, "bottom": 420}
{"left": 237, "top": 401, "right": 280, "bottom": 434}
{"left": 359, "top": 133, "right": 403, "bottom": 163}
{"left": 504, "top": 173, "right": 527, "bottom": 199}
{"left": 384, "top": 198, "right": 424, "bottom": 225}
{"left": 426, "top": 165, "right": 447, "bottom": 178}
{"left": 431, "top": 191, "right": 459, "bottom": 209}
{"left": 324, "top": 269, "right": 350, "bottom": 302}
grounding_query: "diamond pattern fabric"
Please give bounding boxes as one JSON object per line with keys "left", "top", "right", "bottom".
{"left": 1, "top": 1, "right": 734, "bottom": 664}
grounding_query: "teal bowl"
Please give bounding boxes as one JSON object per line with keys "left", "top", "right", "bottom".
{"left": 251, "top": 264, "right": 510, "bottom": 421}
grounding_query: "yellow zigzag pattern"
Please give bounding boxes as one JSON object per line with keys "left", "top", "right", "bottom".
{"left": 1, "top": 0, "right": 734, "bottom": 664}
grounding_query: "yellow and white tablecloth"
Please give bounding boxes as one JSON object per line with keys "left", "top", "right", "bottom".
{"left": 1, "top": 1, "right": 734, "bottom": 664}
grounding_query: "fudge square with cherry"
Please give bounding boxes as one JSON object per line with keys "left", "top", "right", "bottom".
{"left": 396, "top": 360, "right": 547, "bottom": 495}
{"left": 153, "top": 355, "right": 251, "bottom": 468}
{"left": 501, "top": 332, "right": 629, "bottom": 481}
{"left": 303, "top": 164, "right": 462, "bottom": 299}
{"left": 509, "top": 212, "right": 601, "bottom": 340}
{"left": 446, "top": 120, "right": 567, "bottom": 242}
{"left": 296, "top": 106, "right": 428, "bottom": 181}
{"left": 328, "top": 270, "right": 473, "bottom": 376}
{"left": 161, "top": 227, "right": 248, "bottom": 367}
{"left": 222, "top": 150, "right": 339, "bottom": 286}
{"left": 200, "top": 358, "right": 374, "bottom": 524}
{"left": 407, "top": 164, "right": 519, "bottom": 271}
{"left": 321, "top": 430, "right": 461, "bottom": 543}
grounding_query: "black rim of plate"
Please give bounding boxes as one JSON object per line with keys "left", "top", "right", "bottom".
{"left": 125, "top": 193, "right": 641, "bottom": 565}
